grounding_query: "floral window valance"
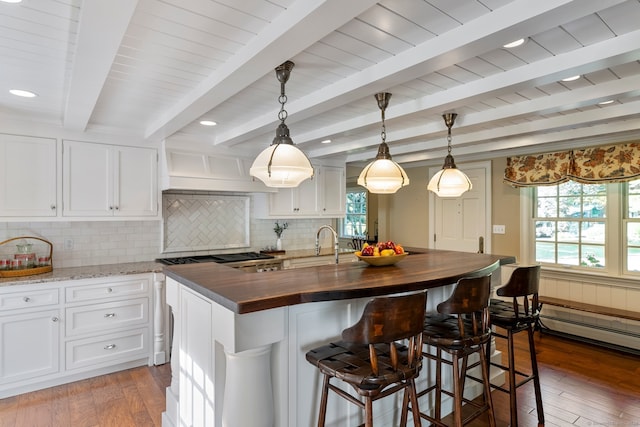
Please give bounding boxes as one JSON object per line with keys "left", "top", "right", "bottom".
{"left": 504, "top": 142, "right": 640, "bottom": 187}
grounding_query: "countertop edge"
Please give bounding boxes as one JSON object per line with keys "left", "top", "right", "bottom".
{"left": 165, "top": 250, "right": 516, "bottom": 314}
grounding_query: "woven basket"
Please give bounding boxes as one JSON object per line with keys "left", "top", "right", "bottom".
{"left": 0, "top": 236, "right": 53, "bottom": 278}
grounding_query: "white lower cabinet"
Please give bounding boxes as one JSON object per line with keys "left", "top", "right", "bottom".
{"left": 0, "top": 309, "right": 60, "bottom": 385}
{"left": 0, "top": 274, "right": 155, "bottom": 398}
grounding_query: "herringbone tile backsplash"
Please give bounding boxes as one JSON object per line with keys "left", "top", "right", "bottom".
{"left": 163, "top": 193, "right": 250, "bottom": 252}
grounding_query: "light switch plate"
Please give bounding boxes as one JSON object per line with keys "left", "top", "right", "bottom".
{"left": 492, "top": 224, "right": 506, "bottom": 234}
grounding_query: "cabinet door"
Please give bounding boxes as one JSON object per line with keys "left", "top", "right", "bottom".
{"left": 0, "top": 309, "right": 60, "bottom": 384}
{"left": 320, "top": 166, "right": 345, "bottom": 216}
{"left": 114, "top": 146, "right": 158, "bottom": 216}
{"left": 269, "top": 188, "right": 295, "bottom": 216}
{"left": 294, "top": 176, "right": 318, "bottom": 215}
{"left": 63, "top": 141, "right": 113, "bottom": 216}
{"left": 0, "top": 135, "right": 57, "bottom": 217}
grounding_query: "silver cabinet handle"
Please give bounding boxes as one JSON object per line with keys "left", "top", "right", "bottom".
{"left": 23, "top": 296, "right": 31, "bottom": 302}
{"left": 50, "top": 205, "right": 56, "bottom": 210}
{"left": 107, "top": 287, "right": 113, "bottom": 293}
{"left": 51, "top": 316, "right": 59, "bottom": 322}
{"left": 115, "top": 206, "right": 119, "bottom": 210}
{"left": 104, "top": 313, "right": 116, "bottom": 318}
{"left": 104, "top": 344, "right": 116, "bottom": 350}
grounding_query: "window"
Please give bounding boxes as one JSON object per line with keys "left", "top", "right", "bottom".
{"left": 342, "top": 189, "right": 367, "bottom": 238}
{"left": 532, "top": 179, "right": 639, "bottom": 275}
{"left": 626, "top": 180, "right": 640, "bottom": 272}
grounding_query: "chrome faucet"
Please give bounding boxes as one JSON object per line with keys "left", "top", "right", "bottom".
{"left": 315, "top": 225, "right": 339, "bottom": 264}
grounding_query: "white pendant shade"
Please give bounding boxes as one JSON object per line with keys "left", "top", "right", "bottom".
{"left": 358, "top": 158, "right": 409, "bottom": 194}
{"left": 427, "top": 167, "right": 472, "bottom": 198}
{"left": 250, "top": 143, "right": 314, "bottom": 188}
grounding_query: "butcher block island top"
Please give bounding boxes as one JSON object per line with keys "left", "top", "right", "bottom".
{"left": 163, "top": 249, "right": 516, "bottom": 314}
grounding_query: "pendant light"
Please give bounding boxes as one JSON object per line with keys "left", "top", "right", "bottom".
{"left": 250, "top": 61, "right": 313, "bottom": 187}
{"left": 357, "top": 93, "right": 410, "bottom": 194}
{"left": 427, "top": 113, "right": 472, "bottom": 197}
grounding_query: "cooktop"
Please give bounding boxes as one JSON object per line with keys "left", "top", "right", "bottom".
{"left": 157, "top": 252, "right": 274, "bottom": 265}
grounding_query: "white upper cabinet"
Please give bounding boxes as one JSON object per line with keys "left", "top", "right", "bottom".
{"left": 268, "top": 174, "right": 318, "bottom": 216}
{"left": 0, "top": 135, "right": 57, "bottom": 217}
{"left": 319, "top": 165, "right": 345, "bottom": 216}
{"left": 63, "top": 141, "right": 158, "bottom": 217}
{"left": 254, "top": 164, "right": 345, "bottom": 218}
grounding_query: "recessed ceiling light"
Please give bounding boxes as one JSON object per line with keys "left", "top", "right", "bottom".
{"left": 199, "top": 120, "right": 217, "bottom": 126}
{"left": 0, "top": 0, "right": 23, "bottom": 3}
{"left": 9, "top": 89, "right": 37, "bottom": 98}
{"left": 503, "top": 38, "right": 525, "bottom": 48}
{"left": 561, "top": 75, "right": 581, "bottom": 82}
{"left": 321, "top": 139, "right": 331, "bottom": 144}
{"left": 598, "top": 100, "right": 615, "bottom": 105}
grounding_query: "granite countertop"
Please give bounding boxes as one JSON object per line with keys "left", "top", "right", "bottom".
{"left": 0, "top": 261, "right": 165, "bottom": 287}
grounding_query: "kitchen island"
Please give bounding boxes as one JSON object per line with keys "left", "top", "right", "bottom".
{"left": 162, "top": 249, "right": 515, "bottom": 427}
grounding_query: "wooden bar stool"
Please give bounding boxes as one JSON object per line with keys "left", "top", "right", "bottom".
{"left": 411, "top": 275, "right": 496, "bottom": 427}
{"left": 305, "top": 291, "right": 427, "bottom": 427}
{"left": 487, "top": 265, "right": 544, "bottom": 426}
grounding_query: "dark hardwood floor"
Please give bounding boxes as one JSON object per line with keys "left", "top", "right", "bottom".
{"left": 0, "top": 331, "right": 638, "bottom": 426}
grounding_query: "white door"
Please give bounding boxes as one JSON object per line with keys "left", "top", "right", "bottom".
{"left": 429, "top": 162, "right": 491, "bottom": 254}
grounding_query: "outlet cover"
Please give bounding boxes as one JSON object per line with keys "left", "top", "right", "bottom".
{"left": 492, "top": 225, "right": 506, "bottom": 234}
{"left": 64, "top": 238, "right": 74, "bottom": 250}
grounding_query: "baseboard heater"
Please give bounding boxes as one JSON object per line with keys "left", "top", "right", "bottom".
{"left": 538, "top": 313, "right": 640, "bottom": 356}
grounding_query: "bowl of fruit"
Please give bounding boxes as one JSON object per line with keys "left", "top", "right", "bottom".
{"left": 355, "top": 241, "right": 408, "bottom": 266}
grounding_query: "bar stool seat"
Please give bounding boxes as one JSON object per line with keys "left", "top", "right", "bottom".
{"left": 488, "top": 265, "right": 545, "bottom": 427}
{"left": 411, "top": 275, "right": 496, "bottom": 427}
{"left": 306, "top": 292, "right": 427, "bottom": 427}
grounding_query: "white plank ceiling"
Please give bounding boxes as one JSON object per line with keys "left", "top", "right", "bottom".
{"left": 2, "top": 0, "right": 640, "bottom": 167}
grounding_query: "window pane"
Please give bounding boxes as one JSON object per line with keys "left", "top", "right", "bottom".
{"left": 629, "top": 195, "right": 640, "bottom": 218}
{"left": 582, "top": 183, "right": 606, "bottom": 196}
{"left": 629, "top": 223, "right": 640, "bottom": 246}
{"left": 537, "top": 186, "right": 557, "bottom": 197}
{"left": 557, "top": 221, "right": 579, "bottom": 242}
{"left": 557, "top": 243, "right": 579, "bottom": 265}
{"left": 581, "top": 245, "right": 605, "bottom": 268}
{"left": 559, "top": 181, "right": 582, "bottom": 196}
{"left": 535, "top": 242, "right": 556, "bottom": 263}
{"left": 628, "top": 247, "right": 640, "bottom": 272}
{"left": 581, "top": 222, "right": 605, "bottom": 244}
{"left": 559, "top": 196, "right": 581, "bottom": 217}
{"left": 537, "top": 197, "right": 557, "bottom": 217}
{"left": 583, "top": 196, "right": 606, "bottom": 218}
{"left": 535, "top": 221, "right": 555, "bottom": 239}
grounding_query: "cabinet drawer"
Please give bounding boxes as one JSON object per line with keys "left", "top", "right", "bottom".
{"left": 65, "top": 278, "right": 149, "bottom": 303}
{"left": 66, "top": 327, "right": 149, "bottom": 370}
{"left": 0, "top": 288, "right": 58, "bottom": 312}
{"left": 65, "top": 298, "right": 148, "bottom": 337}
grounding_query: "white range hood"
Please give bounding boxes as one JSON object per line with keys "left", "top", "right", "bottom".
{"left": 159, "top": 141, "right": 277, "bottom": 193}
